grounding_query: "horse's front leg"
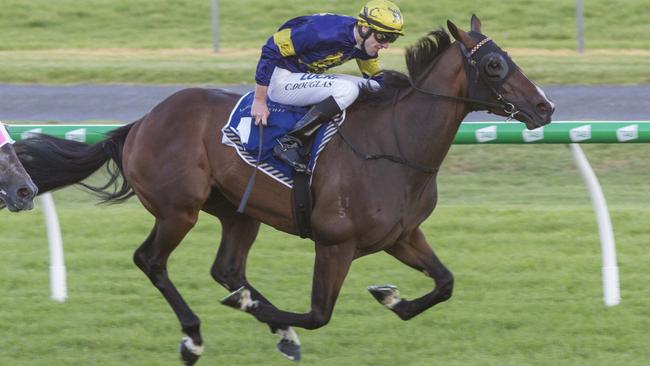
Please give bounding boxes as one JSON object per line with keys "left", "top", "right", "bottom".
{"left": 368, "top": 228, "right": 454, "bottom": 320}
{"left": 221, "top": 240, "right": 356, "bottom": 329}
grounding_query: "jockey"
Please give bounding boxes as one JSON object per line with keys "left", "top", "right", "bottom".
{"left": 251, "top": 0, "right": 405, "bottom": 172}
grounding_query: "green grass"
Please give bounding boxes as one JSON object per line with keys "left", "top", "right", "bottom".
{"left": 0, "top": 143, "right": 648, "bottom": 365}
{"left": 1, "top": 0, "right": 649, "bottom": 50}
{"left": 0, "top": 0, "right": 649, "bottom": 84}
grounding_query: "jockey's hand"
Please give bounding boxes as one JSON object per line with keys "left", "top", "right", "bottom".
{"left": 251, "top": 98, "right": 270, "bottom": 126}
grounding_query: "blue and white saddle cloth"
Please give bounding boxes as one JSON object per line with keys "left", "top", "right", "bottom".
{"left": 221, "top": 92, "right": 345, "bottom": 188}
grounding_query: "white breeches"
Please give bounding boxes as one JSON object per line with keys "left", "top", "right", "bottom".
{"left": 267, "top": 67, "right": 380, "bottom": 110}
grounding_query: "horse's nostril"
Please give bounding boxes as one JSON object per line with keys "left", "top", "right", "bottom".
{"left": 17, "top": 187, "right": 33, "bottom": 199}
{"left": 536, "top": 102, "right": 550, "bottom": 116}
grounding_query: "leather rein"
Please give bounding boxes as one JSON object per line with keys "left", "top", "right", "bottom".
{"left": 337, "top": 35, "right": 520, "bottom": 174}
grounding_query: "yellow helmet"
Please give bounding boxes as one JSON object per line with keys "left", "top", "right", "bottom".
{"left": 357, "top": 0, "right": 404, "bottom": 35}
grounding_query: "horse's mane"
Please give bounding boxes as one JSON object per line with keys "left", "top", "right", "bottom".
{"left": 357, "top": 28, "right": 451, "bottom": 104}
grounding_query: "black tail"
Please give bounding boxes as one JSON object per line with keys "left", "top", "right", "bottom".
{"left": 15, "top": 123, "right": 135, "bottom": 203}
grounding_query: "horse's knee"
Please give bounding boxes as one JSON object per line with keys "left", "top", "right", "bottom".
{"left": 437, "top": 272, "right": 454, "bottom": 301}
{"left": 304, "top": 310, "right": 331, "bottom": 330}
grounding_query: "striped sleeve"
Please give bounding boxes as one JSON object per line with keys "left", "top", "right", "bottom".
{"left": 272, "top": 28, "right": 296, "bottom": 57}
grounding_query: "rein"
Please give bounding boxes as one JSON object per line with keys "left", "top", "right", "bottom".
{"left": 335, "top": 36, "right": 519, "bottom": 175}
{"left": 336, "top": 90, "right": 438, "bottom": 175}
{"left": 406, "top": 37, "right": 519, "bottom": 118}
{"left": 407, "top": 76, "right": 512, "bottom": 113}
{"left": 237, "top": 123, "right": 264, "bottom": 213}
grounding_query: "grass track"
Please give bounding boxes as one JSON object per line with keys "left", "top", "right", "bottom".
{"left": 0, "top": 144, "right": 648, "bottom": 365}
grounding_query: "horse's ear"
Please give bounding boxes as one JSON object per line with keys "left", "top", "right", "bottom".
{"left": 447, "top": 19, "right": 473, "bottom": 48}
{"left": 447, "top": 20, "right": 461, "bottom": 41}
{"left": 471, "top": 14, "right": 482, "bottom": 33}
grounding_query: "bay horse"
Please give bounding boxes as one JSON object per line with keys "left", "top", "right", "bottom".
{"left": 16, "top": 16, "right": 553, "bottom": 364}
{"left": 0, "top": 122, "right": 37, "bottom": 211}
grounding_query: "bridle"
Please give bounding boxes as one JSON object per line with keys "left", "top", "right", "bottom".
{"left": 408, "top": 32, "right": 521, "bottom": 120}
{"left": 337, "top": 31, "right": 522, "bottom": 174}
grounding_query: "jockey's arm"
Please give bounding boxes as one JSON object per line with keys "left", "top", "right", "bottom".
{"left": 356, "top": 58, "right": 384, "bottom": 87}
{"left": 252, "top": 84, "right": 269, "bottom": 126}
{"left": 253, "top": 24, "right": 313, "bottom": 126}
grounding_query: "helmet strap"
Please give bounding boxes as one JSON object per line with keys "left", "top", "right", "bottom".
{"left": 357, "top": 25, "right": 372, "bottom": 53}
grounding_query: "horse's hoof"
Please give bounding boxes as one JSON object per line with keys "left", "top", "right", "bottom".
{"left": 179, "top": 336, "right": 203, "bottom": 366}
{"left": 220, "top": 286, "right": 259, "bottom": 311}
{"left": 367, "top": 284, "right": 401, "bottom": 309}
{"left": 277, "top": 338, "right": 301, "bottom": 362}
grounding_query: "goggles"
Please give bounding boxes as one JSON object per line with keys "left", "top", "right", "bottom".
{"left": 373, "top": 31, "right": 399, "bottom": 44}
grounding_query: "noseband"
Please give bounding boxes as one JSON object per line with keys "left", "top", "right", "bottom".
{"left": 408, "top": 33, "right": 521, "bottom": 119}
{"left": 337, "top": 33, "right": 522, "bottom": 174}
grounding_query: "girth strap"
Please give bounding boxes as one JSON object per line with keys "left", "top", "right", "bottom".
{"left": 292, "top": 170, "right": 312, "bottom": 238}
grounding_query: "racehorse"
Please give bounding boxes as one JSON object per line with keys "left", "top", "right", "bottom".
{"left": 15, "top": 16, "right": 553, "bottom": 364}
{"left": 0, "top": 122, "right": 37, "bottom": 212}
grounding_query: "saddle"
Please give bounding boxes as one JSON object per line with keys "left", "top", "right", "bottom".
{"left": 221, "top": 92, "right": 345, "bottom": 238}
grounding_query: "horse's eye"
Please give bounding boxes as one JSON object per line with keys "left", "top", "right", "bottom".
{"left": 486, "top": 58, "right": 502, "bottom": 74}
{"left": 482, "top": 54, "right": 508, "bottom": 79}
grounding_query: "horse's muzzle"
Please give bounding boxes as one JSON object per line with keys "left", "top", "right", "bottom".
{"left": 2, "top": 181, "right": 38, "bottom": 212}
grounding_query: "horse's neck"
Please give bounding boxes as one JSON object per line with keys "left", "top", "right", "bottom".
{"left": 396, "top": 45, "right": 469, "bottom": 171}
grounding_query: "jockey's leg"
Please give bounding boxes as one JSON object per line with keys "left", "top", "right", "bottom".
{"left": 268, "top": 68, "right": 372, "bottom": 172}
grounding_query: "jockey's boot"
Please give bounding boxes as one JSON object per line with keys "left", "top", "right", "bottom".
{"left": 273, "top": 96, "right": 341, "bottom": 173}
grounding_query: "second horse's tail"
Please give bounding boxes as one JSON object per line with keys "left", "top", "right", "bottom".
{"left": 15, "top": 123, "right": 135, "bottom": 203}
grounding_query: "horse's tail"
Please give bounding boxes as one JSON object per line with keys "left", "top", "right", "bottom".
{"left": 15, "top": 122, "right": 136, "bottom": 204}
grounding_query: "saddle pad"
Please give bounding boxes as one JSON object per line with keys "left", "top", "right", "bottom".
{"left": 221, "top": 92, "right": 344, "bottom": 187}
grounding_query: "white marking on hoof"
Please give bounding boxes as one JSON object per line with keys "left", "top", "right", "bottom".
{"left": 238, "top": 288, "right": 259, "bottom": 311}
{"left": 276, "top": 327, "right": 301, "bottom": 346}
{"left": 382, "top": 289, "right": 402, "bottom": 309}
{"left": 369, "top": 285, "right": 402, "bottom": 309}
{"left": 181, "top": 336, "right": 204, "bottom": 356}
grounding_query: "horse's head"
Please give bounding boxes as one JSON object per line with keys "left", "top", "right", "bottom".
{"left": 0, "top": 124, "right": 38, "bottom": 212}
{"left": 447, "top": 15, "right": 554, "bottom": 129}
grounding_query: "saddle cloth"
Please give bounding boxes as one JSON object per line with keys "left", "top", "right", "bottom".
{"left": 221, "top": 92, "right": 345, "bottom": 188}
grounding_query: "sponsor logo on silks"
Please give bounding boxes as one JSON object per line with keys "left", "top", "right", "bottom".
{"left": 299, "top": 74, "right": 337, "bottom": 80}
{"left": 570, "top": 124, "right": 591, "bottom": 142}
{"left": 522, "top": 126, "right": 544, "bottom": 142}
{"left": 616, "top": 124, "right": 638, "bottom": 142}
{"left": 22, "top": 128, "right": 42, "bottom": 141}
{"left": 0, "top": 121, "right": 15, "bottom": 147}
{"left": 65, "top": 128, "right": 87, "bottom": 143}
{"left": 475, "top": 125, "right": 497, "bottom": 143}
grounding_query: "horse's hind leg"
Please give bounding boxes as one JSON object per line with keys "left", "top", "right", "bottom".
{"left": 133, "top": 214, "right": 204, "bottom": 366}
{"left": 209, "top": 210, "right": 302, "bottom": 361}
{"left": 368, "top": 227, "right": 454, "bottom": 320}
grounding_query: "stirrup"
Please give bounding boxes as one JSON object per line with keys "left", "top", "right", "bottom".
{"left": 273, "top": 137, "right": 310, "bottom": 174}
{"left": 276, "top": 135, "right": 302, "bottom": 150}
